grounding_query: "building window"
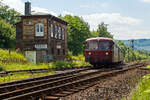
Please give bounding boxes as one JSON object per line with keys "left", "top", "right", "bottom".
{"left": 51, "top": 47, "right": 54, "bottom": 54}
{"left": 25, "top": 20, "right": 31, "bottom": 25}
{"left": 63, "top": 49, "right": 65, "bottom": 55}
{"left": 57, "top": 49, "right": 60, "bottom": 55}
{"left": 62, "top": 28, "right": 65, "bottom": 40}
{"left": 51, "top": 24, "right": 54, "bottom": 37}
{"left": 58, "top": 27, "right": 61, "bottom": 39}
{"left": 55, "top": 25, "right": 58, "bottom": 39}
{"left": 35, "top": 23, "right": 44, "bottom": 36}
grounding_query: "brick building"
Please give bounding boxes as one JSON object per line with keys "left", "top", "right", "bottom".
{"left": 16, "top": 2, "right": 68, "bottom": 63}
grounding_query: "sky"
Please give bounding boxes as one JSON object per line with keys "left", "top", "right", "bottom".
{"left": 2, "top": 0, "right": 150, "bottom": 40}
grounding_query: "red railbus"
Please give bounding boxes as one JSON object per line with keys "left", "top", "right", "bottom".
{"left": 84, "top": 37, "right": 124, "bottom": 67}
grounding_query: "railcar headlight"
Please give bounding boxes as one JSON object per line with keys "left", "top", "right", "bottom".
{"left": 88, "top": 52, "right": 91, "bottom": 55}
{"left": 106, "top": 52, "right": 109, "bottom": 55}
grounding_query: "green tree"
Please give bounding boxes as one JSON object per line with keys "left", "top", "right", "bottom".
{"left": 91, "top": 30, "right": 99, "bottom": 37}
{"left": 0, "top": 1, "right": 20, "bottom": 48}
{"left": 0, "top": 19, "right": 16, "bottom": 48}
{"left": 97, "top": 22, "right": 113, "bottom": 38}
{"left": 60, "top": 15, "right": 91, "bottom": 55}
{"left": 0, "top": 1, "right": 20, "bottom": 25}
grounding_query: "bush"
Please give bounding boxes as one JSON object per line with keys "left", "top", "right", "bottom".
{"left": 131, "top": 74, "right": 150, "bottom": 100}
{"left": 0, "top": 65, "right": 3, "bottom": 71}
{"left": 53, "top": 61, "right": 69, "bottom": 68}
{"left": 0, "top": 49, "right": 26, "bottom": 61}
{"left": 51, "top": 60, "right": 90, "bottom": 69}
{"left": 66, "top": 51, "right": 73, "bottom": 61}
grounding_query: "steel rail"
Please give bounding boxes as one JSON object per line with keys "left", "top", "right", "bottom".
{"left": 0, "top": 68, "right": 113, "bottom": 99}
{"left": 0, "top": 66, "right": 90, "bottom": 77}
{"left": 0, "top": 63, "right": 144, "bottom": 100}
{"left": 0, "top": 67, "right": 90, "bottom": 87}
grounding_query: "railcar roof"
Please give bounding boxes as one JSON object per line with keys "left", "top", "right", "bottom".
{"left": 86, "top": 37, "right": 113, "bottom": 42}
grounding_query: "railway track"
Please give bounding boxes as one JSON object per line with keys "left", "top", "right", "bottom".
{"left": 0, "top": 66, "right": 90, "bottom": 77}
{"left": 0, "top": 63, "right": 145, "bottom": 100}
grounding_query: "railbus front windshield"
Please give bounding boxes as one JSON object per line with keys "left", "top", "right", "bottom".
{"left": 85, "top": 40, "right": 113, "bottom": 51}
{"left": 99, "top": 41, "right": 111, "bottom": 50}
{"left": 85, "top": 41, "right": 98, "bottom": 50}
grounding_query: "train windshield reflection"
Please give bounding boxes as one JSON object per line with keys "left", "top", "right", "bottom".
{"left": 99, "top": 41, "right": 110, "bottom": 50}
{"left": 88, "top": 41, "right": 98, "bottom": 50}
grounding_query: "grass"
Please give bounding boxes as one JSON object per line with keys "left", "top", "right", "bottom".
{"left": 0, "top": 49, "right": 90, "bottom": 71}
{"left": 130, "top": 65, "right": 150, "bottom": 100}
{"left": 0, "top": 62, "right": 53, "bottom": 71}
{"left": 0, "top": 49, "right": 90, "bottom": 83}
{"left": 0, "top": 49, "right": 26, "bottom": 61}
{"left": 0, "top": 71, "right": 55, "bottom": 83}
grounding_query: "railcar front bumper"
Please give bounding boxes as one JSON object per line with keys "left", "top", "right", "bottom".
{"left": 87, "top": 55, "right": 111, "bottom": 65}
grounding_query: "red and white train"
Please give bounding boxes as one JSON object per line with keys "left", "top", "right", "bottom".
{"left": 84, "top": 37, "right": 124, "bottom": 66}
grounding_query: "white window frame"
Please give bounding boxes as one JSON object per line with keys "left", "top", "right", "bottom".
{"left": 62, "top": 28, "right": 65, "bottom": 40}
{"left": 58, "top": 27, "right": 61, "bottom": 39}
{"left": 55, "top": 25, "right": 58, "bottom": 39}
{"left": 51, "top": 24, "right": 54, "bottom": 37}
{"left": 35, "top": 23, "right": 44, "bottom": 36}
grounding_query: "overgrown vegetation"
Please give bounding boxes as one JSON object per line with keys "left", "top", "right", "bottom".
{"left": 0, "top": 49, "right": 26, "bottom": 60}
{"left": 131, "top": 66, "right": 150, "bottom": 100}
{"left": 0, "top": 49, "right": 90, "bottom": 83}
{"left": 0, "top": 49, "right": 90, "bottom": 71}
{"left": 117, "top": 40, "right": 150, "bottom": 62}
{"left": 0, "top": 72, "right": 54, "bottom": 83}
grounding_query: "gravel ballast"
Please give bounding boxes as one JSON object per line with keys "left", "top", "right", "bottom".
{"left": 60, "top": 67, "right": 150, "bottom": 100}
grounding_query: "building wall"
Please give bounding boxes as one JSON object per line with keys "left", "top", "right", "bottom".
{"left": 22, "top": 17, "right": 48, "bottom": 40}
{"left": 48, "top": 20, "right": 67, "bottom": 61}
{"left": 16, "top": 15, "right": 67, "bottom": 63}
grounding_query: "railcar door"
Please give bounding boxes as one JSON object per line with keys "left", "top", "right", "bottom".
{"left": 113, "top": 44, "right": 118, "bottom": 63}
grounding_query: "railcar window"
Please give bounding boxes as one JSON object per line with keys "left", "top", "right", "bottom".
{"left": 99, "top": 41, "right": 110, "bottom": 50}
{"left": 88, "top": 41, "right": 98, "bottom": 50}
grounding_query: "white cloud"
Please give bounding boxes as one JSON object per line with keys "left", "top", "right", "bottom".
{"left": 80, "top": 2, "right": 109, "bottom": 10}
{"left": 82, "top": 13, "right": 141, "bottom": 30}
{"left": 2, "top": 0, "right": 24, "bottom": 13}
{"left": 81, "top": 13, "right": 147, "bottom": 40}
{"left": 62, "top": 11, "right": 74, "bottom": 16}
{"left": 1, "top": 0, "right": 57, "bottom": 16}
{"left": 143, "top": 0, "right": 150, "bottom": 3}
{"left": 1, "top": 0, "right": 150, "bottom": 40}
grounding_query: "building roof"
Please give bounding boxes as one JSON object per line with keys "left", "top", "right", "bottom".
{"left": 85, "top": 37, "right": 113, "bottom": 42}
{"left": 20, "top": 12, "right": 68, "bottom": 25}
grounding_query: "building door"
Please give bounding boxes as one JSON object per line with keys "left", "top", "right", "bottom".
{"left": 25, "top": 51, "right": 36, "bottom": 64}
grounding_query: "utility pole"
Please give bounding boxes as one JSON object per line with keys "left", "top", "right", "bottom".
{"left": 128, "top": 39, "right": 134, "bottom": 62}
{"left": 130, "top": 39, "right": 134, "bottom": 61}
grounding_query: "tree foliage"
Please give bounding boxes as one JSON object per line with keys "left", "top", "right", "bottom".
{"left": 60, "top": 15, "right": 91, "bottom": 55}
{"left": 117, "top": 40, "right": 149, "bottom": 62}
{"left": 0, "top": 19, "right": 16, "bottom": 48}
{"left": 97, "top": 22, "right": 113, "bottom": 38}
{"left": 91, "top": 22, "right": 113, "bottom": 38}
{"left": 0, "top": 1, "right": 20, "bottom": 49}
{"left": 0, "top": 1, "right": 20, "bottom": 25}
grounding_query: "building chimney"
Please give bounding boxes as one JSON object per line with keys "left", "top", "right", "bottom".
{"left": 25, "top": 1, "right": 31, "bottom": 15}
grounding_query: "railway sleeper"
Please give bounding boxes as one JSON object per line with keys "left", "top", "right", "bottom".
{"left": 1, "top": 63, "right": 144, "bottom": 100}
{"left": 44, "top": 96, "right": 59, "bottom": 100}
